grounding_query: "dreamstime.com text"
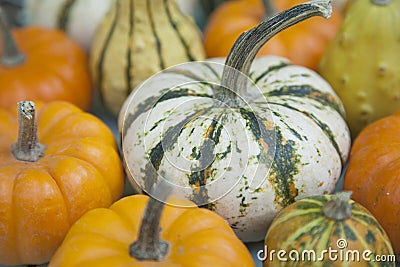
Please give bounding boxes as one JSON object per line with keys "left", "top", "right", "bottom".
{"left": 257, "top": 239, "right": 398, "bottom": 263}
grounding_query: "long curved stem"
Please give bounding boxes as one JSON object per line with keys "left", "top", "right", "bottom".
{"left": 0, "top": 6, "right": 25, "bottom": 66}
{"left": 214, "top": 0, "right": 332, "bottom": 106}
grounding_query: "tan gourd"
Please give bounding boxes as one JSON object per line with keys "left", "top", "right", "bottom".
{"left": 90, "top": 0, "right": 205, "bottom": 116}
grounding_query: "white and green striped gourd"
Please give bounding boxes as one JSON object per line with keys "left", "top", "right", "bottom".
{"left": 119, "top": 0, "right": 351, "bottom": 242}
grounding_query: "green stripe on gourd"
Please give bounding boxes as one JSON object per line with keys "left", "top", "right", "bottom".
{"left": 147, "top": 0, "right": 165, "bottom": 69}
{"left": 57, "top": 0, "right": 76, "bottom": 31}
{"left": 269, "top": 102, "right": 343, "bottom": 164}
{"left": 252, "top": 62, "right": 290, "bottom": 84}
{"left": 120, "top": 0, "right": 351, "bottom": 242}
{"left": 90, "top": 0, "right": 205, "bottom": 116}
{"left": 264, "top": 192, "right": 394, "bottom": 266}
{"left": 164, "top": 0, "right": 196, "bottom": 61}
{"left": 96, "top": 0, "right": 119, "bottom": 107}
{"left": 126, "top": 0, "right": 134, "bottom": 95}
{"left": 266, "top": 85, "right": 343, "bottom": 114}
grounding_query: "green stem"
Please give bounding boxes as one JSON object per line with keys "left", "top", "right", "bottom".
{"left": 370, "top": 0, "right": 392, "bottom": 5}
{"left": 129, "top": 182, "right": 171, "bottom": 261}
{"left": 0, "top": 6, "right": 25, "bottom": 66}
{"left": 322, "top": 191, "right": 353, "bottom": 221}
{"left": 214, "top": 0, "right": 332, "bottom": 107}
{"left": 11, "top": 101, "right": 46, "bottom": 162}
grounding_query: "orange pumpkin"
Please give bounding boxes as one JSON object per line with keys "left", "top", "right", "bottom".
{"left": 343, "top": 110, "right": 400, "bottom": 256}
{"left": 0, "top": 100, "right": 125, "bottom": 265}
{"left": 0, "top": 7, "right": 92, "bottom": 111}
{"left": 49, "top": 187, "right": 255, "bottom": 266}
{"left": 203, "top": 0, "right": 343, "bottom": 70}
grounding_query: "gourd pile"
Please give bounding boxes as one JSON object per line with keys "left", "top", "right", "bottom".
{"left": 0, "top": 0, "right": 398, "bottom": 266}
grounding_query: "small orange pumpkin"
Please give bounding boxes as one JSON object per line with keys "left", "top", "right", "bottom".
{"left": 343, "top": 110, "right": 400, "bottom": 256}
{"left": 49, "top": 184, "right": 255, "bottom": 267}
{"left": 0, "top": 7, "right": 92, "bottom": 111}
{"left": 0, "top": 100, "right": 125, "bottom": 265}
{"left": 203, "top": 0, "right": 343, "bottom": 70}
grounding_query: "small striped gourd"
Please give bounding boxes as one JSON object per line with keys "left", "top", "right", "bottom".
{"left": 263, "top": 192, "right": 395, "bottom": 267}
{"left": 119, "top": 1, "right": 351, "bottom": 242}
{"left": 24, "top": 0, "right": 114, "bottom": 51}
{"left": 90, "top": 0, "right": 205, "bottom": 116}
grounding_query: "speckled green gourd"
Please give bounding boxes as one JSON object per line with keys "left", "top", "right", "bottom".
{"left": 319, "top": 0, "right": 400, "bottom": 139}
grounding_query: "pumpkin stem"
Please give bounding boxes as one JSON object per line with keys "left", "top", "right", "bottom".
{"left": 0, "top": 6, "right": 25, "bottom": 67}
{"left": 129, "top": 181, "right": 171, "bottom": 261}
{"left": 11, "top": 101, "right": 46, "bottom": 162}
{"left": 322, "top": 191, "right": 353, "bottom": 220}
{"left": 370, "top": 0, "right": 392, "bottom": 5}
{"left": 215, "top": 0, "right": 332, "bottom": 106}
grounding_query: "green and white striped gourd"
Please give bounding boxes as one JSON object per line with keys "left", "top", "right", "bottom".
{"left": 90, "top": 0, "right": 205, "bottom": 116}
{"left": 24, "top": 0, "right": 114, "bottom": 51}
{"left": 119, "top": 0, "right": 351, "bottom": 242}
{"left": 263, "top": 192, "right": 395, "bottom": 266}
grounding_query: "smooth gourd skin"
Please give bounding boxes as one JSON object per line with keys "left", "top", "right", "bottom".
{"left": 48, "top": 194, "right": 255, "bottom": 267}
{"left": 24, "top": 0, "right": 114, "bottom": 52}
{"left": 263, "top": 194, "right": 394, "bottom": 267}
{"left": 0, "top": 101, "right": 124, "bottom": 265}
{"left": 0, "top": 27, "right": 92, "bottom": 111}
{"left": 119, "top": 56, "right": 351, "bottom": 242}
{"left": 203, "top": 0, "right": 343, "bottom": 70}
{"left": 318, "top": 0, "right": 400, "bottom": 139}
{"left": 344, "top": 111, "right": 400, "bottom": 256}
{"left": 90, "top": 0, "right": 205, "bottom": 116}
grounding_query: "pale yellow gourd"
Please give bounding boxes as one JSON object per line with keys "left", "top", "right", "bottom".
{"left": 90, "top": 0, "right": 205, "bottom": 116}
{"left": 319, "top": 0, "right": 400, "bottom": 139}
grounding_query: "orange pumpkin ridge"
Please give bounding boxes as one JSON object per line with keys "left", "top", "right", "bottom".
{"left": 0, "top": 101, "right": 124, "bottom": 265}
{"left": 344, "top": 111, "right": 400, "bottom": 256}
{"left": 48, "top": 182, "right": 255, "bottom": 267}
{"left": 0, "top": 7, "right": 92, "bottom": 111}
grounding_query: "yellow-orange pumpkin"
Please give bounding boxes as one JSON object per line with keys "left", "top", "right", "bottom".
{"left": 0, "top": 101, "right": 124, "bottom": 265}
{"left": 49, "top": 192, "right": 255, "bottom": 266}
{"left": 344, "top": 110, "right": 400, "bottom": 256}
{"left": 0, "top": 7, "right": 92, "bottom": 111}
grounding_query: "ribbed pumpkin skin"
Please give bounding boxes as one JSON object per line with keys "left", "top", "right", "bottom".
{"left": 90, "top": 0, "right": 205, "bottom": 116}
{"left": 263, "top": 194, "right": 395, "bottom": 267}
{"left": 0, "top": 101, "right": 124, "bottom": 265}
{"left": 119, "top": 56, "right": 351, "bottom": 242}
{"left": 24, "top": 0, "right": 114, "bottom": 51}
{"left": 0, "top": 27, "right": 92, "bottom": 111}
{"left": 344, "top": 111, "right": 400, "bottom": 256}
{"left": 48, "top": 195, "right": 255, "bottom": 267}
